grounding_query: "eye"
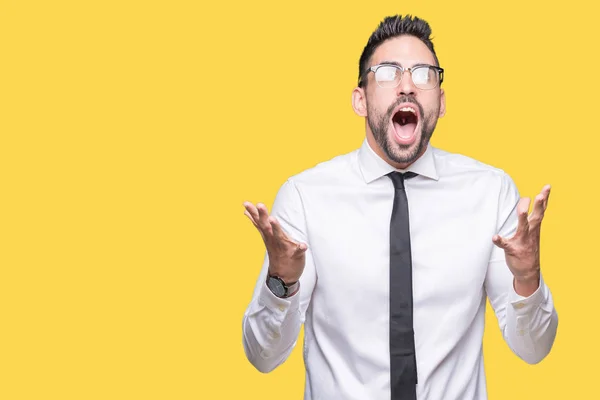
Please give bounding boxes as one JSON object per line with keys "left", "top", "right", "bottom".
{"left": 375, "top": 66, "right": 398, "bottom": 82}
{"left": 412, "top": 67, "right": 431, "bottom": 84}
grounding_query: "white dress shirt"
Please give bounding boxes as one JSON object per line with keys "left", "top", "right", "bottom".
{"left": 242, "top": 139, "right": 558, "bottom": 400}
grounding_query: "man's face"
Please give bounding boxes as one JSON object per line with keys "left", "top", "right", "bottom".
{"left": 359, "top": 35, "right": 446, "bottom": 168}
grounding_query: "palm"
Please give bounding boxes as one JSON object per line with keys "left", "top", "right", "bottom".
{"left": 493, "top": 185, "right": 551, "bottom": 281}
{"left": 243, "top": 201, "right": 307, "bottom": 283}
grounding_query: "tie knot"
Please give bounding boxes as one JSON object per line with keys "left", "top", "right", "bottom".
{"left": 387, "top": 171, "right": 417, "bottom": 190}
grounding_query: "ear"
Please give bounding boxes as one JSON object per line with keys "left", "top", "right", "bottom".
{"left": 438, "top": 88, "right": 446, "bottom": 118}
{"left": 352, "top": 86, "right": 368, "bottom": 117}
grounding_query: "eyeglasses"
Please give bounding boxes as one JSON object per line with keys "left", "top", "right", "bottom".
{"left": 359, "top": 64, "right": 444, "bottom": 90}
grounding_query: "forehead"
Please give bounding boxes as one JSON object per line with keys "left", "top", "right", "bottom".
{"left": 371, "top": 35, "right": 436, "bottom": 66}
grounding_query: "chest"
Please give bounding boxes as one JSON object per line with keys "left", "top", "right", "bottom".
{"left": 304, "top": 182, "right": 498, "bottom": 307}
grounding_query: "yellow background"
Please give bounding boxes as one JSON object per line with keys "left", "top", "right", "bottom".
{"left": 0, "top": 0, "right": 597, "bottom": 398}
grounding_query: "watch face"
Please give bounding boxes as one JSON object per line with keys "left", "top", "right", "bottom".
{"left": 267, "top": 276, "right": 286, "bottom": 297}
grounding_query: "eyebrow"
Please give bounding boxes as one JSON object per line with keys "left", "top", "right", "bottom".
{"left": 378, "top": 60, "right": 432, "bottom": 68}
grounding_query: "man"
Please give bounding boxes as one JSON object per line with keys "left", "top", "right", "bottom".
{"left": 241, "top": 14, "right": 558, "bottom": 400}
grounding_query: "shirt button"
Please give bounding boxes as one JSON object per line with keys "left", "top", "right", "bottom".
{"left": 514, "top": 303, "right": 525, "bottom": 309}
{"left": 278, "top": 305, "right": 286, "bottom": 312}
{"left": 518, "top": 329, "right": 526, "bottom": 336}
{"left": 271, "top": 331, "right": 280, "bottom": 339}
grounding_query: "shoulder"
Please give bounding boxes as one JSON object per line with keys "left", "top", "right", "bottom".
{"left": 285, "top": 148, "right": 361, "bottom": 187}
{"left": 431, "top": 147, "right": 506, "bottom": 177}
{"left": 432, "top": 147, "right": 516, "bottom": 182}
{"left": 431, "top": 146, "right": 520, "bottom": 197}
{"left": 270, "top": 147, "right": 360, "bottom": 207}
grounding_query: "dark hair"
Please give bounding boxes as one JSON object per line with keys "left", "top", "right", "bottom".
{"left": 358, "top": 15, "right": 440, "bottom": 87}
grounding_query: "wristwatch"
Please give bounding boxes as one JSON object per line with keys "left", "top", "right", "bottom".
{"left": 266, "top": 275, "right": 299, "bottom": 298}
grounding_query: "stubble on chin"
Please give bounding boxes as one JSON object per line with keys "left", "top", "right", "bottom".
{"left": 366, "top": 90, "right": 442, "bottom": 165}
{"left": 368, "top": 111, "right": 431, "bottom": 166}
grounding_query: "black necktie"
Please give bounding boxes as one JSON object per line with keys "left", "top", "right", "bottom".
{"left": 387, "top": 171, "right": 418, "bottom": 400}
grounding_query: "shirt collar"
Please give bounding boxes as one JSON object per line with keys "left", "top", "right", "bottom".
{"left": 357, "top": 138, "right": 439, "bottom": 184}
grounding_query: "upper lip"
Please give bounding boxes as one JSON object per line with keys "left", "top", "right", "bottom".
{"left": 392, "top": 102, "right": 420, "bottom": 121}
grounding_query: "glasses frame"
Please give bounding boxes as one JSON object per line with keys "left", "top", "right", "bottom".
{"left": 359, "top": 63, "right": 444, "bottom": 90}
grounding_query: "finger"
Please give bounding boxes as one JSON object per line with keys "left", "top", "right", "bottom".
{"left": 243, "top": 201, "right": 260, "bottom": 222}
{"left": 515, "top": 197, "right": 531, "bottom": 238}
{"left": 269, "top": 216, "right": 289, "bottom": 241}
{"left": 270, "top": 216, "right": 308, "bottom": 250}
{"left": 244, "top": 210, "right": 259, "bottom": 229}
{"left": 243, "top": 202, "right": 267, "bottom": 235}
{"left": 269, "top": 216, "right": 309, "bottom": 254}
{"left": 528, "top": 193, "right": 545, "bottom": 227}
{"left": 542, "top": 184, "right": 551, "bottom": 210}
{"left": 244, "top": 210, "right": 267, "bottom": 242}
{"left": 256, "top": 203, "right": 273, "bottom": 236}
{"left": 492, "top": 234, "right": 510, "bottom": 250}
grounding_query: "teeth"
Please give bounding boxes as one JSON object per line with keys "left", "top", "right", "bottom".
{"left": 399, "top": 107, "right": 416, "bottom": 114}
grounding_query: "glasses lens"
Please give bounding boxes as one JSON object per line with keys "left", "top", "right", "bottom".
{"left": 412, "top": 66, "right": 439, "bottom": 89}
{"left": 374, "top": 66, "right": 399, "bottom": 88}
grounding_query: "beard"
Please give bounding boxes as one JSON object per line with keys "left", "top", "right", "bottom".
{"left": 367, "top": 95, "right": 439, "bottom": 165}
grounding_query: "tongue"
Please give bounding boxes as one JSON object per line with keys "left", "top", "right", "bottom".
{"left": 393, "top": 121, "right": 417, "bottom": 145}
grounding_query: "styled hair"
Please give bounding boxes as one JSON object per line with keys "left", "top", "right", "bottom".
{"left": 358, "top": 15, "right": 440, "bottom": 87}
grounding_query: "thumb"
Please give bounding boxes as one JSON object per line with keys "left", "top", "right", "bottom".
{"left": 492, "top": 234, "right": 510, "bottom": 250}
{"left": 292, "top": 242, "right": 308, "bottom": 258}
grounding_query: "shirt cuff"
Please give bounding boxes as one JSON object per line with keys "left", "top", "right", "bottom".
{"left": 508, "top": 273, "right": 548, "bottom": 315}
{"left": 258, "top": 280, "right": 300, "bottom": 317}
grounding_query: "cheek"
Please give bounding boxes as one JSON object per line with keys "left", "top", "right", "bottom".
{"left": 421, "top": 95, "right": 442, "bottom": 116}
{"left": 367, "top": 92, "right": 395, "bottom": 116}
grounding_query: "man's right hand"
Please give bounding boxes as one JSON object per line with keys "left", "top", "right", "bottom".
{"left": 243, "top": 201, "right": 308, "bottom": 284}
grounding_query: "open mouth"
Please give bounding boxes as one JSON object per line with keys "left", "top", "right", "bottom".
{"left": 392, "top": 106, "right": 419, "bottom": 142}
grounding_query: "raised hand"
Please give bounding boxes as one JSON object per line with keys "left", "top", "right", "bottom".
{"left": 492, "top": 184, "right": 551, "bottom": 296}
{"left": 243, "top": 201, "right": 308, "bottom": 284}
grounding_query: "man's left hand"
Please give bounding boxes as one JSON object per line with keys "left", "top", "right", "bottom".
{"left": 492, "top": 184, "right": 552, "bottom": 297}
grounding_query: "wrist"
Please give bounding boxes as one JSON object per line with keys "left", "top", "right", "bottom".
{"left": 266, "top": 274, "right": 300, "bottom": 298}
{"left": 267, "top": 265, "right": 300, "bottom": 285}
{"left": 513, "top": 270, "right": 540, "bottom": 297}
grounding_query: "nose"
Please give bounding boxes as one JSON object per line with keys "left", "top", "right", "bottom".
{"left": 397, "top": 69, "right": 416, "bottom": 96}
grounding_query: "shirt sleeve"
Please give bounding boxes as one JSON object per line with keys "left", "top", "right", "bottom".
{"left": 241, "top": 178, "right": 317, "bottom": 373}
{"left": 484, "top": 172, "right": 558, "bottom": 364}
